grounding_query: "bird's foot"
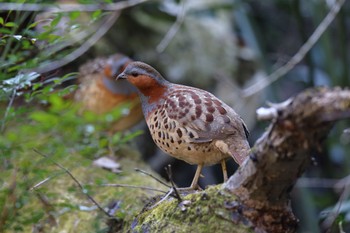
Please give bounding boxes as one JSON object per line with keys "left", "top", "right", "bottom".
{"left": 176, "top": 184, "right": 203, "bottom": 193}
{"left": 148, "top": 185, "right": 202, "bottom": 210}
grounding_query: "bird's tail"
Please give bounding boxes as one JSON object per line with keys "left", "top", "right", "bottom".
{"left": 229, "top": 140, "right": 250, "bottom": 165}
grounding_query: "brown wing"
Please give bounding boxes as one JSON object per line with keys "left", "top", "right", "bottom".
{"left": 165, "top": 85, "right": 248, "bottom": 144}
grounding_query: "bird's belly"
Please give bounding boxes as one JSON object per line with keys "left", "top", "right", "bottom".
{"left": 169, "top": 144, "right": 229, "bottom": 166}
{"left": 146, "top": 110, "right": 231, "bottom": 166}
{"left": 150, "top": 133, "right": 229, "bottom": 166}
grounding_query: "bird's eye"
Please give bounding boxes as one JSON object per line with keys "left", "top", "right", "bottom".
{"left": 131, "top": 71, "right": 138, "bottom": 77}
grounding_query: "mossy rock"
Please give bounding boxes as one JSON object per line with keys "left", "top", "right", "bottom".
{"left": 131, "top": 186, "right": 253, "bottom": 233}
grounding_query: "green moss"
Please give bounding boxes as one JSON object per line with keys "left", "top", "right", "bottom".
{"left": 0, "top": 97, "right": 165, "bottom": 233}
{"left": 0, "top": 144, "right": 166, "bottom": 233}
{"left": 131, "top": 186, "right": 253, "bottom": 233}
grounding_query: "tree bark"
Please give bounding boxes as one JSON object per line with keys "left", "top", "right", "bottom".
{"left": 129, "top": 87, "right": 350, "bottom": 233}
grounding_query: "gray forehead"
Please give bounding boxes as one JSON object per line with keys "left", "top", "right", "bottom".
{"left": 125, "top": 62, "right": 161, "bottom": 79}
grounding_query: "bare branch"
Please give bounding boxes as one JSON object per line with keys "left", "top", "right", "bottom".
{"left": 165, "top": 164, "right": 182, "bottom": 202}
{"left": 135, "top": 168, "right": 171, "bottom": 188}
{"left": 148, "top": 188, "right": 174, "bottom": 209}
{"left": 29, "top": 177, "right": 53, "bottom": 191}
{"left": 224, "top": 87, "right": 350, "bottom": 232}
{"left": 33, "top": 148, "right": 112, "bottom": 217}
{"left": 156, "top": 0, "right": 186, "bottom": 53}
{"left": 321, "top": 173, "right": 350, "bottom": 229}
{"left": 242, "top": 0, "right": 345, "bottom": 97}
{"left": 31, "top": 12, "right": 119, "bottom": 74}
{"left": 0, "top": 88, "right": 16, "bottom": 133}
{"left": 322, "top": 183, "right": 350, "bottom": 230}
{"left": 0, "top": 0, "right": 150, "bottom": 12}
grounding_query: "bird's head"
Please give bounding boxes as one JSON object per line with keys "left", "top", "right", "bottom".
{"left": 116, "top": 62, "right": 169, "bottom": 102}
{"left": 103, "top": 55, "right": 132, "bottom": 79}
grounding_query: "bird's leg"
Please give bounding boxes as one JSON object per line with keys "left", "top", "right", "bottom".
{"left": 176, "top": 164, "right": 203, "bottom": 192}
{"left": 189, "top": 164, "right": 203, "bottom": 190}
{"left": 221, "top": 159, "right": 228, "bottom": 182}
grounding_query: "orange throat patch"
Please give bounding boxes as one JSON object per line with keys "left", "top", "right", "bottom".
{"left": 127, "top": 75, "right": 167, "bottom": 104}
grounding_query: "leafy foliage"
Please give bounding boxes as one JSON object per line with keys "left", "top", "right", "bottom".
{"left": 0, "top": 86, "right": 143, "bottom": 231}
{"left": 0, "top": 1, "right": 142, "bottom": 231}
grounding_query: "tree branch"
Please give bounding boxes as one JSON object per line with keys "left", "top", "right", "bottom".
{"left": 0, "top": 0, "right": 149, "bottom": 12}
{"left": 33, "top": 149, "right": 112, "bottom": 217}
{"left": 156, "top": 0, "right": 186, "bottom": 53}
{"left": 224, "top": 87, "right": 350, "bottom": 232}
{"left": 242, "top": 0, "right": 345, "bottom": 97}
{"left": 32, "top": 12, "right": 120, "bottom": 74}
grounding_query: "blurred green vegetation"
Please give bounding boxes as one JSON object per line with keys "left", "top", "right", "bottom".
{"left": 0, "top": 2, "right": 146, "bottom": 232}
{"left": 0, "top": 82, "right": 147, "bottom": 232}
{"left": 0, "top": 0, "right": 350, "bottom": 232}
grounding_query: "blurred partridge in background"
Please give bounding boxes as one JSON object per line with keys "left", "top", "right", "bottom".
{"left": 74, "top": 54, "right": 143, "bottom": 132}
{"left": 117, "top": 62, "right": 250, "bottom": 189}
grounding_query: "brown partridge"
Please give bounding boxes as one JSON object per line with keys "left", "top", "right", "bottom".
{"left": 74, "top": 54, "right": 143, "bottom": 132}
{"left": 117, "top": 62, "right": 250, "bottom": 189}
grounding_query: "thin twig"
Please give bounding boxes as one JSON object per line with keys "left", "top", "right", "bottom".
{"left": 135, "top": 168, "right": 171, "bottom": 188}
{"left": 32, "top": 12, "right": 119, "bottom": 74}
{"left": 335, "top": 174, "right": 350, "bottom": 190}
{"left": 0, "top": 0, "right": 149, "bottom": 12}
{"left": 156, "top": 0, "right": 186, "bottom": 53}
{"left": 165, "top": 164, "right": 182, "bottom": 202}
{"left": 101, "top": 184, "right": 168, "bottom": 194}
{"left": 242, "top": 0, "right": 345, "bottom": 97}
{"left": 29, "top": 177, "right": 52, "bottom": 191}
{"left": 149, "top": 188, "right": 174, "bottom": 209}
{"left": 293, "top": 0, "right": 315, "bottom": 86}
{"left": 34, "top": 193, "right": 57, "bottom": 227}
{"left": 322, "top": 183, "right": 350, "bottom": 231}
{"left": 1, "top": 88, "right": 17, "bottom": 133}
{"left": 33, "top": 148, "right": 112, "bottom": 217}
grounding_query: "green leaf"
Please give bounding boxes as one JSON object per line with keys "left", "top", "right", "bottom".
{"left": 121, "top": 130, "right": 143, "bottom": 144}
{"left": 50, "top": 14, "right": 62, "bottom": 28}
{"left": 28, "top": 21, "right": 40, "bottom": 29}
{"left": 49, "top": 94, "right": 65, "bottom": 111}
{"left": 98, "top": 138, "right": 108, "bottom": 148}
{"left": 30, "top": 111, "right": 59, "bottom": 126}
{"left": 41, "top": 85, "right": 53, "bottom": 95}
{"left": 21, "top": 40, "right": 31, "bottom": 49}
{"left": 58, "top": 85, "right": 77, "bottom": 96}
{"left": 92, "top": 10, "right": 102, "bottom": 21}
{"left": 0, "top": 39, "right": 6, "bottom": 45}
{"left": 69, "top": 11, "right": 81, "bottom": 20}
{"left": 4, "top": 22, "right": 18, "bottom": 28}
{"left": 47, "top": 33, "right": 61, "bottom": 43}
{"left": 32, "top": 83, "right": 43, "bottom": 91}
{"left": 112, "top": 132, "right": 122, "bottom": 144}
{"left": 0, "top": 28, "right": 13, "bottom": 34}
{"left": 0, "top": 17, "right": 4, "bottom": 25}
{"left": 6, "top": 131, "right": 18, "bottom": 143}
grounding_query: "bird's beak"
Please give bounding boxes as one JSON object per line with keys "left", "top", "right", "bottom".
{"left": 116, "top": 73, "right": 127, "bottom": 80}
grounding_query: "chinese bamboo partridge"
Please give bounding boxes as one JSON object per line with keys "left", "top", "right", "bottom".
{"left": 117, "top": 61, "right": 250, "bottom": 189}
{"left": 74, "top": 54, "right": 143, "bottom": 132}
